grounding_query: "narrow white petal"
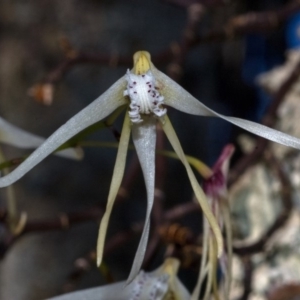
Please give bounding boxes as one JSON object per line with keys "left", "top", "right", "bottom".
{"left": 154, "top": 68, "right": 300, "bottom": 150}
{"left": 0, "top": 76, "right": 127, "bottom": 187}
{"left": 127, "top": 116, "right": 157, "bottom": 283}
{"left": 97, "top": 114, "right": 131, "bottom": 266}
{"left": 0, "top": 116, "right": 82, "bottom": 160}
{"left": 161, "top": 116, "right": 223, "bottom": 257}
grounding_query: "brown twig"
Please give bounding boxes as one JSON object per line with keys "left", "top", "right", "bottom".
{"left": 0, "top": 197, "right": 201, "bottom": 259}
{"left": 22, "top": 208, "right": 103, "bottom": 234}
{"left": 164, "top": 201, "right": 199, "bottom": 220}
{"left": 238, "top": 256, "right": 253, "bottom": 300}
{"left": 166, "top": 3, "right": 206, "bottom": 81}
{"left": 45, "top": 53, "right": 131, "bottom": 85}
{"left": 34, "top": 0, "right": 300, "bottom": 92}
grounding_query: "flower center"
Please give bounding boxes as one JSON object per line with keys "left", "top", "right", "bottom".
{"left": 124, "top": 70, "right": 167, "bottom": 123}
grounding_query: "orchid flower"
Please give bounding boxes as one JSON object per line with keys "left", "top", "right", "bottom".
{"left": 0, "top": 51, "right": 299, "bottom": 284}
{"left": 48, "top": 258, "right": 190, "bottom": 300}
{"left": 192, "top": 145, "right": 235, "bottom": 300}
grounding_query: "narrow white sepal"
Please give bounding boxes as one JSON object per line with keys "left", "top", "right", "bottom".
{"left": 96, "top": 113, "right": 131, "bottom": 267}
{"left": 0, "top": 116, "right": 82, "bottom": 160}
{"left": 0, "top": 76, "right": 127, "bottom": 187}
{"left": 162, "top": 116, "right": 223, "bottom": 257}
{"left": 128, "top": 116, "right": 157, "bottom": 284}
{"left": 154, "top": 67, "right": 300, "bottom": 150}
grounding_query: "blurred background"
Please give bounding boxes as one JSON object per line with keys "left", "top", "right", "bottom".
{"left": 0, "top": 0, "right": 300, "bottom": 299}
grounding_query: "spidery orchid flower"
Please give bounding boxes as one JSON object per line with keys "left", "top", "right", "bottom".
{"left": 48, "top": 258, "right": 190, "bottom": 300}
{"left": 0, "top": 51, "right": 300, "bottom": 283}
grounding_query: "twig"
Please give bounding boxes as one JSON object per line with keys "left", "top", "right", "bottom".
{"left": 226, "top": 0, "right": 300, "bottom": 36}
{"left": 22, "top": 208, "right": 103, "bottom": 233}
{"left": 164, "top": 201, "right": 199, "bottom": 220}
{"left": 238, "top": 257, "right": 253, "bottom": 300}
{"left": 166, "top": 3, "right": 206, "bottom": 81}
{"left": 36, "top": 1, "right": 300, "bottom": 90}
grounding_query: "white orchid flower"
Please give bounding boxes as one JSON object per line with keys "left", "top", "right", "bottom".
{"left": 0, "top": 116, "right": 82, "bottom": 160}
{"left": 48, "top": 257, "right": 190, "bottom": 300}
{"left": 0, "top": 51, "right": 299, "bottom": 283}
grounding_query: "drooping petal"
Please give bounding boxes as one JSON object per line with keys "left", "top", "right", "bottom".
{"left": 0, "top": 116, "right": 83, "bottom": 160}
{"left": 128, "top": 115, "right": 157, "bottom": 283}
{"left": 161, "top": 116, "right": 223, "bottom": 257}
{"left": 153, "top": 67, "right": 300, "bottom": 150}
{"left": 97, "top": 113, "right": 131, "bottom": 266}
{"left": 0, "top": 76, "right": 127, "bottom": 188}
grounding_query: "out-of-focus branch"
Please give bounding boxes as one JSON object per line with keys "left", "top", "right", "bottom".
{"left": 21, "top": 208, "right": 103, "bottom": 234}
{"left": 226, "top": 0, "right": 300, "bottom": 36}
{"left": 166, "top": 3, "right": 206, "bottom": 81}
{"left": 238, "top": 257, "right": 253, "bottom": 300}
{"left": 29, "top": 0, "right": 300, "bottom": 103}
{"left": 0, "top": 196, "right": 201, "bottom": 256}
{"left": 267, "top": 283, "right": 300, "bottom": 300}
